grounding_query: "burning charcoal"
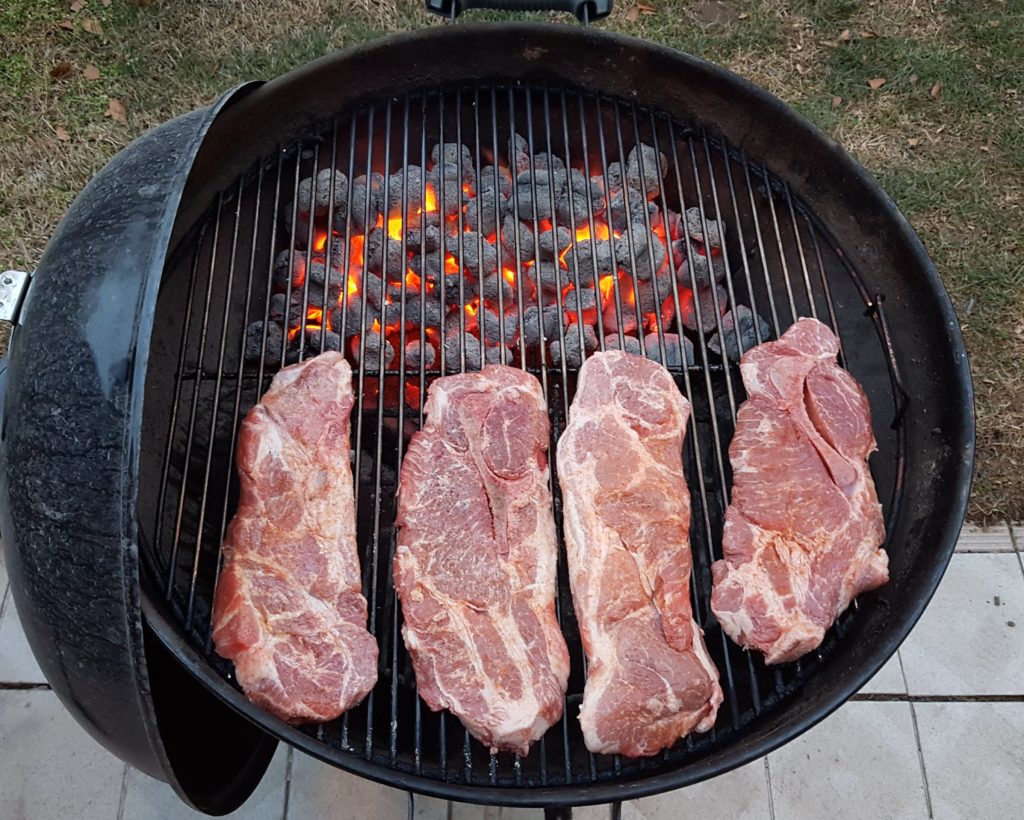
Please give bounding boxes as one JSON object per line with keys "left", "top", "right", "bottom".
{"left": 349, "top": 172, "right": 386, "bottom": 232}
{"left": 443, "top": 270, "right": 472, "bottom": 302}
{"left": 386, "top": 164, "right": 428, "bottom": 216}
{"left": 352, "top": 331, "right": 395, "bottom": 372}
{"left": 244, "top": 320, "right": 284, "bottom": 363}
{"left": 525, "top": 260, "right": 564, "bottom": 294}
{"left": 479, "top": 272, "right": 514, "bottom": 304}
{"left": 430, "top": 142, "right": 474, "bottom": 174}
{"left": 329, "top": 301, "right": 379, "bottom": 339}
{"left": 463, "top": 197, "right": 501, "bottom": 237}
{"left": 269, "top": 292, "right": 305, "bottom": 327}
{"left": 520, "top": 304, "right": 562, "bottom": 347}
{"left": 295, "top": 169, "right": 349, "bottom": 222}
{"left": 595, "top": 161, "right": 624, "bottom": 193}
{"left": 272, "top": 249, "right": 304, "bottom": 291}
{"left": 428, "top": 163, "right": 473, "bottom": 216}
{"left": 538, "top": 225, "right": 572, "bottom": 260}
{"left": 443, "top": 328, "right": 484, "bottom": 372}
{"left": 606, "top": 193, "right": 659, "bottom": 234}
{"left": 479, "top": 165, "right": 513, "bottom": 201}
{"left": 477, "top": 306, "right": 518, "bottom": 345}
{"left": 707, "top": 305, "right": 773, "bottom": 361}
{"left": 678, "top": 249, "right": 727, "bottom": 288}
{"left": 614, "top": 228, "right": 668, "bottom": 280}
{"left": 563, "top": 285, "right": 599, "bottom": 325}
{"left": 680, "top": 284, "right": 728, "bottom": 333}
{"left": 405, "top": 339, "right": 436, "bottom": 370}
{"left": 532, "top": 153, "right": 566, "bottom": 175}
{"left": 684, "top": 206, "right": 725, "bottom": 249}
{"left": 514, "top": 183, "right": 555, "bottom": 222}
{"left": 627, "top": 270, "right": 675, "bottom": 314}
{"left": 653, "top": 208, "right": 683, "bottom": 242}
{"left": 385, "top": 295, "right": 444, "bottom": 330}
{"left": 296, "top": 327, "right": 341, "bottom": 355}
{"left": 601, "top": 299, "right": 640, "bottom": 336}
{"left": 510, "top": 133, "right": 531, "bottom": 175}
{"left": 517, "top": 168, "right": 568, "bottom": 195}
{"left": 458, "top": 233, "right": 499, "bottom": 276}
{"left": 550, "top": 323, "right": 597, "bottom": 368}
{"left": 364, "top": 228, "right": 407, "bottom": 275}
{"left": 564, "top": 239, "right": 616, "bottom": 282}
{"left": 555, "top": 190, "right": 594, "bottom": 229}
{"left": 404, "top": 223, "right": 441, "bottom": 254}
{"left": 484, "top": 344, "right": 514, "bottom": 366}
{"left": 644, "top": 332, "right": 694, "bottom": 368}
{"left": 361, "top": 271, "right": 386, "bottom": 309}
{"left": 604, "top": 334, "right": 643, "bottom": 356}
{"left": 499, "top": 215, "right": 535, "bottom": 260}
{"left": 408, "top": 252, "right": 442, "bottom": 287}
{"left": 626, "top": 144, "right": 668, "bottom": 200}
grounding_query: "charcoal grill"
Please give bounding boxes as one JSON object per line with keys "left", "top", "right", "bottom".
{"left": 0, "top": 4, "right": 973, "bottom": 816}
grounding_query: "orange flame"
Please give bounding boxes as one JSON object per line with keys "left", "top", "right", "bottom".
{"left": 575, "top": 223, "right": 610, "bottom": 243}
{"left": 462, "top": 182, "right": 472, "bottom": 197}
{"left": 406, "top": 270, "right": 422, "bottom": 289}
{"left": 598, "top": 275, "right": 616, "bottom": 303}
{"left": 444, "top": 255, "right": 460, "bottom": 275}
{"left": 314, "top": 232, "right": 328, "bottom": 252}
{"left": 371, "top": 319, "right": 382, "bottom": 334}
{"left": 502, "top": 267, "right": 516, "bottom": 285}
{"left": 387, "top": 216, "right": 404, "bottom": 240}
{"left": 424, "top": 185, "right": 438, "bottom": 213}
{"left": 347, "top": 275, "right": 359, "bottom": 297}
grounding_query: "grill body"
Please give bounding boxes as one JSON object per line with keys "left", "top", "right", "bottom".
{"left": 140, "top": 25, "right": 972, "bottom": 806}
{"left": 0, "top": 23, "right": 972, "bottom": 813}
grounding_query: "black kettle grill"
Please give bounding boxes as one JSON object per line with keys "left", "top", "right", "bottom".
{"left": 0, "top": 2, "right": 973, "bottom": 815}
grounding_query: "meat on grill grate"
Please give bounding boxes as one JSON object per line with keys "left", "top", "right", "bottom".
{"left": 211, "top": 352, "right": 378, "bottom": 723}
{"left": 393, "top": 365, "right": 570, "bottom": 755}
{"left": 710, "top": 318, "right": 888, "bottom": 664}
{"left": 557, "top": 351, "right": 722, "bottom": 757}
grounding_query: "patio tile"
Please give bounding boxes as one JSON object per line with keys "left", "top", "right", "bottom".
{"left": 573, "top": 757, "right": 770, "bottom": 819}
{"left": 122, "top": 744, "right": 289, "bottom": 819}
{"left": 0, "top": 690, "right": 124, "bottom": 819}
{"left": 287, "top": 751, "right": 411, "bottom": 819}
{"left": 956, "top": 522, "right": 1014, "bottom": 551}
{"left": 916, "top": 702, "right": 1024, "bottom": 820}
{"left": 767, "top": 701, "right": 928, "bottom": 819}
{"left": 1011, "top": 522, "right": 1024, "bottom": 551}
{"left": 900, "top": 553, "right": 1024, "bottom": 695}
{"left": 0, "top": 592, "right": 46, "bottom": 684}
{"left": 857, "top": 650, "right": 907, "bottom": 695}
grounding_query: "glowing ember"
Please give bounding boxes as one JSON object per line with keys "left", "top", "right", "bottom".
{"left": 444, "top": 255, "right": 460, "bottom": 275}
{"left": 387, "top": 216, "right": 404, "bottom": 240}
{"left": 424, "top": 185, "right": 438, "bottom": 213}
{"left": 502, "top": 267, "right": 516, "bottom": 285}
{"left": 371, "top": 318, "right": 382, "bottom": 333}
{"left": 405, "top": 270, "right": 422, "bottom": 289}
{"left": 598, "top": 275, "right": 616, "bottom": 302}
{"left": 314, "top": 232, "right": 328, "bottom": 252}
{"left": 575, "top": 223, "right": 610, "bottom": 242}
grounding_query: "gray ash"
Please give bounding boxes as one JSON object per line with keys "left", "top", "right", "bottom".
{"left": 404, "top": 338, "right": 436, "bottom": 370}
{"left": 707, "top": 305, "right": 773, "bottom": 361}
{"left": 604, "top": 334, "right": 643, "bottom": 356}
{"left": 243, "top": 320, "right": 284, "bottom": 363}
{"left": 643, "top": 332, "right": 694, "bottom": 368}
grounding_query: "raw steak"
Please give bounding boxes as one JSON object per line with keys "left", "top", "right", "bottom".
{"left": 557, "top": 350, "right": 722, "bottom": 757}
{"left": 394, "top": 365, "right": 570, "bottom": 755}
{"left": 710, "top": 318, "right": 888, "bottom": 664}
{"left": 212, "top": 351, "right": 378, "bottom": 723}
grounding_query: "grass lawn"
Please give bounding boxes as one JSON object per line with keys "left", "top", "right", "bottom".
{"left": 1, "top": 0, "right": 1020, "bottom": 521}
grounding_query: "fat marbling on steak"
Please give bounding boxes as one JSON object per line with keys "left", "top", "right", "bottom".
{"left": 393, "top": 365, "right": 570, "bottom": 755}
{"left": 557, "top": 350, "right": 722, "bottom": 757}
{"left": 212, "top": 351, "right": 378, "bottom": 723}
{"left": 711, "top": 317, "right": 888, "bottom": 664}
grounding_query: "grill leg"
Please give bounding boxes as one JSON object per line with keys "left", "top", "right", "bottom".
{"left": 544, "top": 808, "right": 573, "bottom": 820}
{"left": 610, "top": 801, "right": 623, "bottom": 820}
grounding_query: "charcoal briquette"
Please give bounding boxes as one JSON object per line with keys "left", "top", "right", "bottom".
{"left": 349, "top": 172, "right": 385, "bottom": 232}
{"left": 628, "top": 270, "right": 674, "bottom": 314}
{"left": 603, "top": 334, "right": 643, "bottom": 355}
{"left": 479, "top": 273, "right": 515, "bottom": 304}
{"left": 520, "top": 304, "right": 562, "bottom": 347}
{"left": 329, "top": 301, "right": 378, "bottom": 339}
{"left": 564, "top": 238, "right": 616, "bottom": 282}
{"left": 606, "top": 193, "right": 659, "bottom": 233}
{"left": 404, "top": 338, "right": 437, "bottom": 370}
{"left": 457, "top": 233, "right": 499, "bottom": 276}
{"left": 550, "top": 323, "right": 596, "bottom": 368}
{"left": 526, "top": 260, "right": 565, "bottom": 294}
{"left": 563, "top": 285, "right": 599, "bottom": 325}
{"left": 615, "top": 228, "right": 668, "bottom": 281}
{"left": 484, "top": 344, "right": 514, "bottom": 366}
{"left": 386, "top": 165, "right": 429, "bottom": 216}
{"left": 680, "top": 284, "right": 728, "bottom": 333}
{"left": 443, "top": 328, "right": 484, "bottom": 372}
{"left": 296, "top": 169, "right": 348, "bottom": 220}
{"left": 538, "top": 225, "right": 572, "bottom": 260}
{"left": 678, "top": 249, "right": 727, "bottom": 288}
{"left": 364, "top": 227, "right": 407, "bottom": 275}
{"left": 643, "top": 332, "right": 694, "bottom": 368}
{"left": 352, "top": 331, "right": 395, "bottom": 372}
{"left": 430, "top": 142, "right": 474, "bottom": 175}
{"left": 479, "top": 165, "right": 513, "bottom": 200}
{"left": 625, "top": 144, "right": 668, "bottom": 200}
{"left": 514, "top": 183, "right": 555, "bottom": 222}
{"left": 244, "top": 320, "right": 284, "bottom": 363}
{"left": 601, "top": 299, "right": 640, "bottom": 336}
{"left": 707, "top": 305, "right": 773, "bottom": 361}
{"left": 477, "top": 306, "right": 518, "bottom": 345}
{"left": 684, "top": 206, "right": 725, "bottom": 249}
{"left": 499, "top": 215, "right": 535, "bottom": 260}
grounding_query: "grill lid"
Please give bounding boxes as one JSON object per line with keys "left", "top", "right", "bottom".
{"left": 0, "top": 83, "right": 280, "bottom": 814}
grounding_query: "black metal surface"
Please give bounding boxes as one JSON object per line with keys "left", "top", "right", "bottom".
{"left": 0, "top": 86, "right": 280, "bottom": 815}
{"left": 138, "top": 24, "right": 972, "bottom": 808}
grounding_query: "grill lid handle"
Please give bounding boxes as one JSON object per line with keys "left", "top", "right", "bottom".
{"left": 426, "top": 0, "right": 612, "bottom": 24}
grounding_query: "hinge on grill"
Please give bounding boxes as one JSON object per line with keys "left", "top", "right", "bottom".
{"left": 0, "top": 270, "right": 31, "bottom": 325}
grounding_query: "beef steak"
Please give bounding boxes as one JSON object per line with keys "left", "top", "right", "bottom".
{"left": 710, "top": 317, "right": 888, "bottom": 664}
{"left": 211, "top": 351, "right": 378, "bottom": 723}
{"left": 394, "top": 365, "right": 570, "bottom": 755}
{"left": 557, "top": 350, "right": 722, "bottom": 757}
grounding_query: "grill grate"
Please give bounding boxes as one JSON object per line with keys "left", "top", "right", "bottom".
{"left": 142, "top": 81, "right": 907, "bottom": 794}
